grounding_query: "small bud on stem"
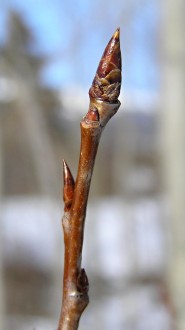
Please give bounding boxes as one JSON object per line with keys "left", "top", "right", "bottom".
{"left": 63, "top": 160, "right": 75, "bottom": 212}
{"left": 85, "top": 107, "right": 100, "bottom": 123}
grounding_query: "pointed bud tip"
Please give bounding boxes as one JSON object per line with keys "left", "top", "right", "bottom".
{"left": 62, "top": 159, "right": 75, "bottom": 211}
{"left": 113, "top": 28, "right": 120, "bottom": 41}
{"left": 62, "top": 159, "right": 66, "bottom": 168}
{"left": 62, "top": 159, "right": 68, "bottom": 178}
{"left": 63, "top": 160, "right": 75, "bottom": 188}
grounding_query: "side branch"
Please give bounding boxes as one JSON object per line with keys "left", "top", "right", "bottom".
{"left": 58, "top": 28, "right": 122, "bottom": 330}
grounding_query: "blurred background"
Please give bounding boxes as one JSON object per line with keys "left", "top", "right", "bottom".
{"left": 0, "top": 0, "right": 184, "bottom": 329}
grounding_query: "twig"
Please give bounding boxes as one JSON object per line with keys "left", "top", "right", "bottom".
{"left": 58, "top": 28, "right": 122, "bottom": 330}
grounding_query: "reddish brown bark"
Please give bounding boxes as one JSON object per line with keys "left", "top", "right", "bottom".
{"left": 58, "top": 28, "right": 122, "bottom": 330}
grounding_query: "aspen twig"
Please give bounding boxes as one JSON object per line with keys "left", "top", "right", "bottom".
{"left": 58, "top": 28, "right": 122, "bottom": 330}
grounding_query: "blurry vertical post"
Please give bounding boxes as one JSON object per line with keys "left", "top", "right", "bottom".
{"left": 58, "top": 28, "right": 122, "bottom": 330}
